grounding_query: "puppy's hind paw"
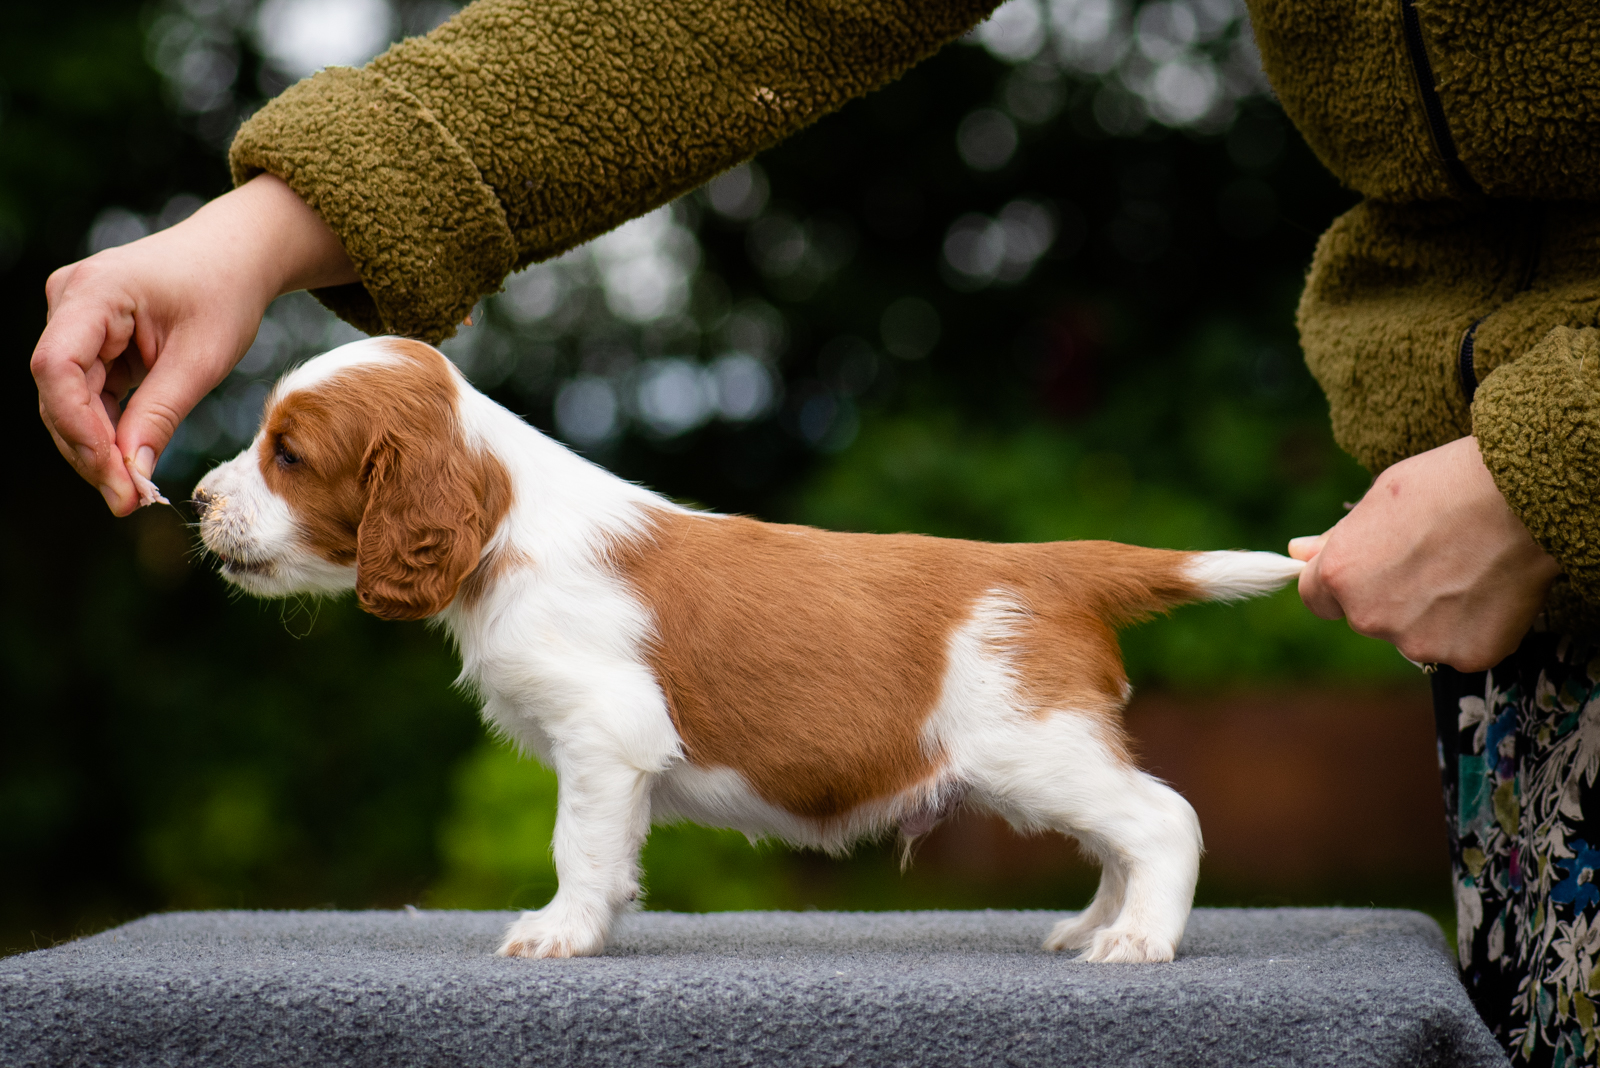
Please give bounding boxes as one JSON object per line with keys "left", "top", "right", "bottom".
{"left": 1043, "top": 914, "right": 1101, "bottom": 952}
{"left": 496, "top": 907, "right": 607, "bottom": 959}
{"left": 1079, "top": 928, "right": 1175, "bottom": 964}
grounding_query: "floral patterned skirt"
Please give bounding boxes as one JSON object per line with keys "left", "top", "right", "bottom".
{"left": 1435, "top": 631, "right": 1600, "bottom": 1067}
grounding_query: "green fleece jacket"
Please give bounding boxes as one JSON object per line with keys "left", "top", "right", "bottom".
{"left": 231, "top": 0, "right": 1600, "bottom": 629}
{"left": 230, "top": 0, "right": 997, "bottom": 339}
{"left": 1249, "top": 0, "right": 1600, "bottom": 630}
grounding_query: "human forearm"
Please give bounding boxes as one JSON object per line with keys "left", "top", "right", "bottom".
{"left": 228, "top": 173, "right": 358, "bottom": 297}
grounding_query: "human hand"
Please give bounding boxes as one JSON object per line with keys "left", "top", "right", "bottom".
{"left": 30, "top": 174, "right": 357, "bottom": 515}
{"left": 1288, "top": 436, "right": 1560, "bottom": 673}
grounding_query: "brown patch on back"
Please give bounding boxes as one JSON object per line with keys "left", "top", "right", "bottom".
{"left": 258, "top": 338, "right": 512, "bottom": 619}
{"left": 613, "top": 512, "right": 1201, "bottom": 823}
{"left": 1009, "top": 541, "right": 1198, "bottom": 739}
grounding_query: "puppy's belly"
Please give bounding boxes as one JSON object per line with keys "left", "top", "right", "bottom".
{"left": 652, "top": 762, "right": 908, "bottom": 853}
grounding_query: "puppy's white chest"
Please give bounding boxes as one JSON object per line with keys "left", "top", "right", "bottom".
{"left": 452, "top": 567, "right": 683, "bottom": 776}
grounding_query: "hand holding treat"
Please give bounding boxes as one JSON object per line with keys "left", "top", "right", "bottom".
{"left": 126, "top": 451, "right": 170, "bottom": 508}
{"left": 29, "top": 174, "right": 355, "bottom": 515}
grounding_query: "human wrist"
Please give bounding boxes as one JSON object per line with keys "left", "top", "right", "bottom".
{"left": 210, "top": 174, "right": 357, "bottom": 302}
{"left": 1454, "top": 435, "right": 1560, "bottom": 587}
{"left": 1472, "top": 327, "right": 1600, "bottom": 601}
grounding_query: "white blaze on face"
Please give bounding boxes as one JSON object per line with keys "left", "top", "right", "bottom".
{"left": 194, "top": 429, "right": 355, "bottom": 599}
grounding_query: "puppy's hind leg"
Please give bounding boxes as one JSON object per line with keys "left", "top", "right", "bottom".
{"left": 976, "top": 713, "right": 1201, "bottom": 963}
{"left": 1042, "top": 852, "right": 1127, "bottom": 952}
{"left": 499, "top": 752, "right": 653, "bottom": 960}
{"left": 1061, "top": 771, "right": 1199, "bottom": 963}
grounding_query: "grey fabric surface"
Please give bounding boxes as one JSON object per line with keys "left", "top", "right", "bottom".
{"left": 1, "top": 908, "right": 1507, "bottom": 1067}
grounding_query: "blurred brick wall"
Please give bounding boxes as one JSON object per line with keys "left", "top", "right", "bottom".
{"left": 914, "top": 685, "right": 1447, "bottom": 904}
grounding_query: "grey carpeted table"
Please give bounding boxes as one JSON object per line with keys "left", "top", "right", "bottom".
{"left": 1, "top": 908, "right": 1507, "bottom": 1067}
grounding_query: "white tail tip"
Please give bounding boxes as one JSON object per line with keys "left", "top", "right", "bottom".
{"left": 1185, "top": 550, "right": 1304, "bottom": 603}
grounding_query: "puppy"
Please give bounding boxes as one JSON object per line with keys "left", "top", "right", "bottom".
{"left": 193, "top": 337, "right": 1302, "bottom": 963}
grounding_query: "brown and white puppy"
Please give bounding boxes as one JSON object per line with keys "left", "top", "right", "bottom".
{"left": 193, "top": 337, "right": 1302, "bottom": 963}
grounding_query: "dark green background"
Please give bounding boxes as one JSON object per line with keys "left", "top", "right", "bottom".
{"left": 1, "top": 0, "right": 1432, "bottom": 956}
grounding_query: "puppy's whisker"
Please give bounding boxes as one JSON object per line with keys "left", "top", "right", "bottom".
{"left": 277, "top": 594, "right": 321, "bottom": 639}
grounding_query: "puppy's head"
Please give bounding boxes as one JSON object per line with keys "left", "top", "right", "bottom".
{"left": 194, "top": 337, "right": 510, "bottom": 620}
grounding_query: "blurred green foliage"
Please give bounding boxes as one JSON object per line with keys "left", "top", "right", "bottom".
{"left": 791, "top": 320, "right": 1412, "bottom": 689}
{"left": 1, "top": 0, "right": 1420, "bottom": 957}
{"left": 427, "top": 741, "right": 1111, "bottom": 916}
{"left": 430, "top": 745, "right": 803, "bottom": 913}
{"left": 428, "top": 738, "right": 1116, "bottom": 916}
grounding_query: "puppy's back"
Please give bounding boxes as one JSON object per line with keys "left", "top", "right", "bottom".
{"left": 611, "top": 511, "right": 1290, "bottom": 824}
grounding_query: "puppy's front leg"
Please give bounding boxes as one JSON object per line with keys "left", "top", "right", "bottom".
{"left": 498, "top": 755, "right": 653, "bottom": 959}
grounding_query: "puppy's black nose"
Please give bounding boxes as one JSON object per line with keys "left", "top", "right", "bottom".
{"left": 190, "top": 487, "right": 214, "bottom": 518}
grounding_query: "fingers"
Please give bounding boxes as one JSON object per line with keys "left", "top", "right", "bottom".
{"left": 1291, "top": 529, "right": 1343, "bottom": 618}
{"left": 1297, "top": 551, "right": 1347, "bottom": 621}
{"left": 35, "top": 186, "right": 308, "bottom": 516}
{"left": 1287, "top": 533, "right": 1328, "bottom": 562}
{"left": 1291, "top": 438, "right": 1562, "bottom": 670}
{"left": 43, "top": 261, "right": 80, "bottom": 314}
{"left": 30, "top": 297, "right": 140, "bottom": 514}
{"left": 1394, "top": 627, "right": 1514, "bottom": 674}
{"left": 114, "top": 323, "right": 243, "bottom": 488}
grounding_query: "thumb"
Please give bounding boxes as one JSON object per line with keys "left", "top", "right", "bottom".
{"left": 1297, "top": 550, "right": 1347, "bottom": 621}
{"left": 115, "top": 327, "right": 242, "bottom": 497}
{"left": 1287, "top": 533, "right": 1329, "bottom": 562}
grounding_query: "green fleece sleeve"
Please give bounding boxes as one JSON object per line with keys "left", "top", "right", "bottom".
{"left": 230, "top": 0, "right": 998, "bottom": 342}
{"left": 1475, "top": 327, "right": 1600, "bottom": 609}
{"left": 1296, "top": 199, "right": 1501, "bottom": 474}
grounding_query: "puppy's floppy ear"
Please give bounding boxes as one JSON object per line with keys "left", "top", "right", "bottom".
{"left": 355, "top": 430, "right": 488, "bottom": 621}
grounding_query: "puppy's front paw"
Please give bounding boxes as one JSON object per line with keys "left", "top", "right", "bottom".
{"left": 497, "top": 904, "right": 608, "bottom": 959}
{"left": 1078, "top": 927, "right": 1175, "bottom": 963}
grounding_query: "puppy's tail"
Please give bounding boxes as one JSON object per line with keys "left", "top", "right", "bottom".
{"left": 1181, "top": 549, "right": 1306, "bottom": 604}
{"left": 1044, "top": 542, "right": 1304, "bottom": 626}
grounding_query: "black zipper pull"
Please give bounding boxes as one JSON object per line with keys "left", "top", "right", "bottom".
{"left": 1459, "top": 318, "right": 1484, "bottom": 406}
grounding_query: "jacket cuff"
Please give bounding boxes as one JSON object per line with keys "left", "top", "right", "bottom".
{"left": 1474, "top": 326, "right": 1600, "bottom": 602}
{"left": 229, "top": 66, "right": 516, "bottom": 343}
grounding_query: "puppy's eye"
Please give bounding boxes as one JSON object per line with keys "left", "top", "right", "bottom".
{"left": 275, "top": 440, "right": 301, "bottom": 468}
